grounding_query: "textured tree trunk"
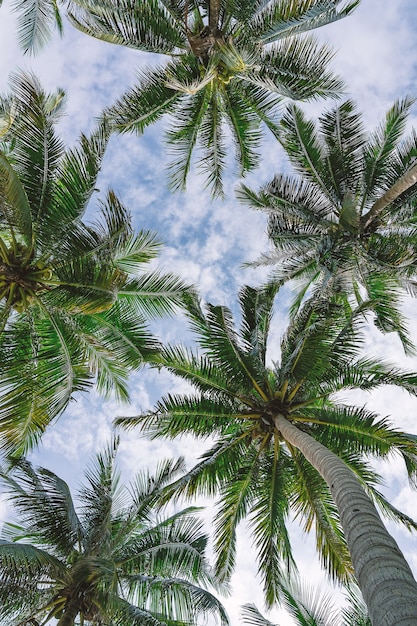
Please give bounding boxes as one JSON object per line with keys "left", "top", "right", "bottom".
{"left": 208, "top": 0, "right": 221, "bottom": 34}
{"left": 362, "top": 163, "right": 417, "bottom": 229}
{"left": 272, "top": 413, "right": 417, "bottom": 626}
{"left": 56, "top": 596, "right": 79, "bottom": 626}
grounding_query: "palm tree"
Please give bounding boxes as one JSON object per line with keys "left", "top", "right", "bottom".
{"left": 0, "top": 71, "right": 188, "bottom": 455}
{"left": 241, "top": 575, "right": 370, "bottom": 625}
{"left": 64, "top": 0, "right": 359, "bottom": 196}
{"left": 238, "top": 98, "right": 417, "bottom": 353}
{"left": 117, "top": 286, "right": 417, "bottom": 625}
{"left": 0, "top": 436, "right": 229, "bottom": 625}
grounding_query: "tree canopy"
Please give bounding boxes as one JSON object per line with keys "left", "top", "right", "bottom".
{"left": 116, "top": 286, "right": 417, "bottom": 617}
{"left": 0, "top": 437, "right": 229, "bottom": 626}
{"left": 0, "top": 71, "right": 189, "bottom": 455}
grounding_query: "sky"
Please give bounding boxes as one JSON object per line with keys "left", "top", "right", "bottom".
{"left": 1, "top": 1, "right": 417, "bottom": 624}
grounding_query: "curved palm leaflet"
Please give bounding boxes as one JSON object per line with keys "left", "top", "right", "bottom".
{"left": 65, "top": 0, "right": 359, "bottom": 195}
{"left": 117, "top": 285, "right": 417, "bottom": 624}
{"left": 0, "top": 437, "right": 229, "bottom": 626}
{"left": 239, "top": 98, "right": 417, "bottom": 353}
{"left": 0, "top": 71, "right": 188, "bottom": 455}
{"left": 241, "top": 575, "right": 370, "bottom": 626}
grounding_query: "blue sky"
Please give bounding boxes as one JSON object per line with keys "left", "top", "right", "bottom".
{"left": 1, "top": 1, "right": 417, "bottom": 624}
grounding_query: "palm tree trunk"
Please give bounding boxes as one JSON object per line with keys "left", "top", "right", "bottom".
{"left": 272, "top": 413, "right": 417, "bottom": 626}
{"left": 362, "top": 163, "right": 417, "bottom": 229}
{"left": 56, "top": 596, "right": 80, "bottom": 626}
{"left": 208, "top": 0, "right": 221, "bottom": 34}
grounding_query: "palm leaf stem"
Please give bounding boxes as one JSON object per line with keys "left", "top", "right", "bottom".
{"left": 0, "top": 236, "right": 13, "bottom": 262}
{"left": 287, "top": 380, "right": 304, "bottom": 402}
{"left": 34, "top": 295, "right": 74, "bottom": 399}
{"left": 218, "top": 309, "right": 268, "bottom": 401}
{"left": 362, "top": 162, "right": 417, "bottom": 229}
{"left": 0, "top": 284, "right": 17, "bottom": 333}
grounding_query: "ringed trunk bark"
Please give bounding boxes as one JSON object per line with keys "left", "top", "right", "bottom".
{"left": 362, "top": 163, "right": 417, "bottom": 229}
{"left": 56, "top": 596, "right": 80, "bottom": 626}
{"left": 208, "top": 0, "right": 222, "bottom": 35}
{"left": 272, "top": 413, "right": 417, "bottom": 626}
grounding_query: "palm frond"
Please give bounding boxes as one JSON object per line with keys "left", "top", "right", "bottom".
{"left": 43, "top": 117, "right": 111, "bottom": 246}
{"left": 246, "top": 37, "right": 344, "bottom": 101}
{"left": 318, "top": 99, "right": 366, "bottom": 200}
{"left": 68, "top": 0, "right": 188, "bottom": 53}
{"left": 239, "top": 284, "right": 277, "bottom": 366}
{"left": 248, "top": 0, "right": 359, "bottom": 45}
{"left": 361, "top": 97, "right": 415, "bottom": 210}
{"left": 4, "top": 71, "right": 65, "bottom": 233}
{"left": 197, "top": 85, "right": 227, "bottom": 197}
{"left": 108, "top": 62, "right": 183, "bottom": 134}
{"left": 248, "top": 442, "right": 296, "bottom": 606}
{"left": 0, "top": 151, "right": 33, "bottom": 244}
{"left": 10, "top": 0, "right": 64, "bottom": 54}
{"left": 165, "top": 87, "right": 212, "bottom": 192}
{"left": 1, "top": 460, "right": 83, "bottom": 554}
{"left": 222, "top": 82, "right": 262, "bottom": 177}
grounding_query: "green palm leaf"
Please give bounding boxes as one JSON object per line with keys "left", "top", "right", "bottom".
{"left": 9, "top": 0, "right": 64, "bottom": 54}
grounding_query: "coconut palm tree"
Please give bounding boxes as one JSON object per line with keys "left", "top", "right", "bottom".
{"left": 117, "top": 285, "right": 417, "bottom": 625}
{"left": 238, "top": 98, "right": 417, "bottom": 353}
{"left": 0, "top": 71, "right": 189, "bottom": 455}
{"left": 64, "top": 0, "right": 359, "bottom": 196}
{"left": 0, "top": 436, "right": 229, "bottom": 625}
{"left": 241, "top": 575, "right": 370, "bottom": 625}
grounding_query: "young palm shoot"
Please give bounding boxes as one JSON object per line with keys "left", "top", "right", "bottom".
{"left": 0, "top": 71, "right": 189, "bottom": 455}
{"left": 0, "top": 436, "right": 229, "bottom": 626}
{"left": 117, "top": 286, "right": 417, "bottom": 625}
{"left": 66, "top": 0, "right": 359, "bottom": 195}
{"left": 238, "top": 98, "right": 417, "bottom": 353}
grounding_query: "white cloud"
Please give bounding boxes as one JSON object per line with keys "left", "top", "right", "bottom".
{"left": 1, "top": 1, "right": 417, "bottom": 624}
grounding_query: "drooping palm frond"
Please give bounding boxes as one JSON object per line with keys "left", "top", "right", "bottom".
{"left": 241, "top": 578, "right": 370, "bottom": 626}
{"left": 4, "top": 0, "right": 64, "bottom": 54}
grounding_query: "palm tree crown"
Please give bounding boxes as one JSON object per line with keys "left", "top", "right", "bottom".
{"left": 0, "top": 71, "right": 189, "bottom": 455}
{"left": 239, "top": 98, "right": 417, "bottom": 352}
{"left": 67, "top": 0, "right": 359, "bottom": 195}
{"left": 116, "top": 286, "right": 417, "bottom": 618}
{"left": 0, "top": 437, "right": 229, "bottom": 626}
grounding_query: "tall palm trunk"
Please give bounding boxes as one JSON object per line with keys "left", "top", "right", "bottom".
{"left": 208, "top": 0, "right": 221, "bottom": 35}
{"left": 57, "top": 596, "right": 80, "bottom": 626}
{"left": 272, "top": 413, "right": 417, "bottom": 626}
{"left": 362, "top": 163, "right": 417, "bottom": 229}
